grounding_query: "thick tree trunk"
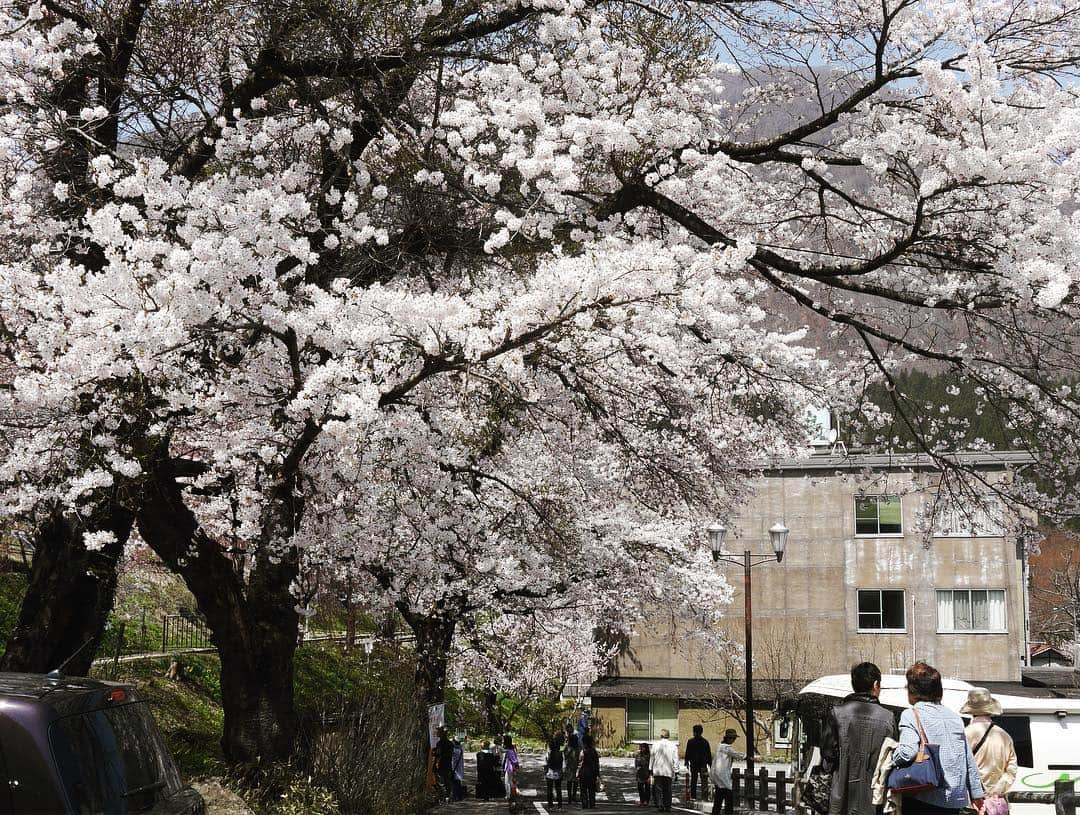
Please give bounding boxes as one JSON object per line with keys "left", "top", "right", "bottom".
{"left": 215, "top": 613, "right": 300, "bottom": 764}
{"left": 0, "top": 505, "right": 133, "bottom": 676}
{"left": 407, "top": 612, "right": 456, "bottom": 751}
{"left": 483, "top": 688, "right": 504, "bottom": 737}
{"left": 137, "top": 449, "right": 301, "bottom": 764}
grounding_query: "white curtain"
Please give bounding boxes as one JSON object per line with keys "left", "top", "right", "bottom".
{"left": 987, "top": 590, "right": 1007, "bottom": 630}
{"left": 936, "top": 590, "right": 1006, "bottom": 631}
{"left": 937, "top": 591, "right": 953, "bottom": 630}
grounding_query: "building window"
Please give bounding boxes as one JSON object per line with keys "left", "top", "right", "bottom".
{"left": 626, "top": 698, "right": 678, "bottom": 741}
{"left": 857, "top": 589, "right": 906, "bottom": 631}
{"left": 855, "top": 495, "right": 903, "bottom": 536}
{"left": 933, "top": 497, "right": 1004, "bottom": 537}
{"left": 936, "top": 589, "right": 1007, "bottom": 632}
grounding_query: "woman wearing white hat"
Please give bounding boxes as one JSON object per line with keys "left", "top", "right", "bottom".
{"left": 961, "top": 688, "right": 1018, "bottom": 813}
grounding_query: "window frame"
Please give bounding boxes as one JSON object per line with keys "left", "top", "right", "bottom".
{"left": 936, "top": 588, "right": 1008, "bottom": 633}
{"left": 856, "top": 588, "right": 907, "bottom": 633}
{"left": 626, "top": 698, "right": 651, "bottom": 742}
{"left": 932, "top": 497, "right": 1004, "bottom": 538}
{"left": 854, "top": 494, "right": 904, "bottom": 537}
{"left": 624, "top": 698, "right": 679, "bottom": 742}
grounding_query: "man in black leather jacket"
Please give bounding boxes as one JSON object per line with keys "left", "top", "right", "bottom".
{"left": 684, "top": 724, "right": 713, "bottom": 801}
{"left": 820, "top": 662, "right": 897, "bottom": 815}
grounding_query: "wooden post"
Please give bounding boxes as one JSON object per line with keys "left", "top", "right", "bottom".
{"left": 1055, "top": 780, "right": 1077, "bottom": 815}
{"left": 758, "top": 767, "right": 769, "bottom": 810}
{"left": 777, "top": 770, "right": 787, "bottom": 814}
{"left": 161, "top": 615, "right": 167, "bottom": 653}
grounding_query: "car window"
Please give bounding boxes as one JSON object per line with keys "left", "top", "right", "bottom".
{"left": 49, "top": 701, "right": 182, "bottom": 814}
{"left": 994, "top": 715, "right": 1033, "bottom": 768}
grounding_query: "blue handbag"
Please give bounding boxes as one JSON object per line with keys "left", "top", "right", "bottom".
{"left": 887, "top": 707, "right": 945, "bottom": 793}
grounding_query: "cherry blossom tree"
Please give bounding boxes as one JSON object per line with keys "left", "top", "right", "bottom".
{"left": 3, "top": 0, "right": 1080, "bottom": 764}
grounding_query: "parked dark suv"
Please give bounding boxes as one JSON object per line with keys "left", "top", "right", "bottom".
{"left": 0, "top": 672, "right": 206, "bottom": 814}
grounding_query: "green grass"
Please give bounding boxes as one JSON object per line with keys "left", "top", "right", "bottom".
{"left": 0, "top": 567, "right": 29, "bottom": 647}
{"left": 95, "top": 644, "right": 403, "bottom": 781}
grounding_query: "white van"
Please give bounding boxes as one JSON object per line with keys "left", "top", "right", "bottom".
{"left": 787, "top": 673, "right": 1080, "bottom": 814}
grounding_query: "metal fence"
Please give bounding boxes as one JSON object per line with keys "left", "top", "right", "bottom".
{"left": 160, "top": 613, "right": 212, "bottom": 652}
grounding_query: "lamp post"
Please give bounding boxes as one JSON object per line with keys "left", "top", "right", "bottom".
{"left": 707, "top": 520, "right": 789, "bottom": 809}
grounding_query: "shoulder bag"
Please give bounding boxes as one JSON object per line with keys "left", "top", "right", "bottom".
{"left": 887, "top": 706, "right": 945, "bottom": 793}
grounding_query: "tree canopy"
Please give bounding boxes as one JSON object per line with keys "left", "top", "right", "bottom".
{"left": 2, "top": 0, "right": 1080, "bottom": 760}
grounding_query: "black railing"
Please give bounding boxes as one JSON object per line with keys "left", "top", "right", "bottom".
{"left": 161, "top": 613, "right": 212, "bottom": 652}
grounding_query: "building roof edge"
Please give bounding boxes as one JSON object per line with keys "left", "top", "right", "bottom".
{"left": 757, "top": 449, "right": 1035, "bottom": 473}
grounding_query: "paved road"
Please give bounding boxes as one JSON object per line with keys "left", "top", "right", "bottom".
{"left": 434, "top": 754, "right": 713, "bottom": 815}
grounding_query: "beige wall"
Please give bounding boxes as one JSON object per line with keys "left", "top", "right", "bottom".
{"left": 592, "top": 699, "right": 627, "bottom": 750}
{"left": 618, "top": 467, "right": 1025, "bottom": 684}
{"left": 676, "top": 706, "right": 768, "bottom": 758}
{"left": 591, "top": 699, "right": 770, "bottom": 755}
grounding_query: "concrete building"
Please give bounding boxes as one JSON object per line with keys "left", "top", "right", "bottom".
{"left": 589, "top": 450, "right": 1034, "bottom": 755}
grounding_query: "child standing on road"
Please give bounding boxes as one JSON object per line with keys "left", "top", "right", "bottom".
{"left": 635, "top": 742, "right": 652, "bottom": 806}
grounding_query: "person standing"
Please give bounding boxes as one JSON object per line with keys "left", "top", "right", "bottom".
{"left": 894, "top": 662, "right": 985, "bottom": 815}
{"left": 564, "top": 726, "right": 581, "bottom": 805}
{"left": 451, "top": 737, "right": 465, "bottom": 801}
{"left": 685, "top": 724, "right": 713, "bottom": 801}
{"left": 565, "top": 721, "right": 580, "bottom": 751}
{"left": 820, "top": 661, "right": 897, "bottom": 815}
{"left": 546, "top": 736, "right": 565, "bottom": 809}
{"left": 578, "top": 734, "right": 601, "bottom": 809}
{"left": 577, "top": 709, "right": 591, "bottom": 743}
{"left": 709, "top": 728, "right": 745, "bottom": 815}
{"left": 650, "top": 728, "right": 680, "bottom": 812}
{"left": 434, "top": 727, "right": 455, "bottom": 802}
{"left": 635, "top": 742, "right": 652, "bottom": 806}
{"left": 503, "top": 734, "right": 520, "bottom": 802}
{"left": 476, "top": 739, "right": 498, "bottom": 801}
{"left": 961, "top": 688, "right": 1018, "bottom": 807}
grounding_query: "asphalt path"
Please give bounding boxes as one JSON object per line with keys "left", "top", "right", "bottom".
{"left": 434, "top": 753, "right": 711, "bottom": 815}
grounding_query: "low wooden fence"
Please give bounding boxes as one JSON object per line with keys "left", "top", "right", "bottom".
{"left": 725, "top": 772, "right": 1077, "bottom": 815}
{"left": 731, "top": 768, "right": 793, "bottom": 812}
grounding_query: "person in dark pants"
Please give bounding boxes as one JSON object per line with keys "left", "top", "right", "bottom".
{"left": 546, "top": 736, "right": 565, "bottom": 808}
{"left": 635, "top": 742, "right": 652, "bottom": 805}
{"left": 649, "top": 728, "right": 679, "bottom": 812}
{"left": 433, "top": 727, "right": 455, "bottom": 802}
{"left": 476, "top": 740, "right": 499, "bottom": 801}
{"left": 578, "top": 734, "right": 600, "bottom": 809}
{"left": 710, "top": 728, "right": 744, "bottom": 815}
{"left": 685, "top": 723, "right": 713, "bottom": 801}
{"left": 821, "top": 662, "right": 897, "bottom": 815}
{"left": 451, "top": 737, "right": 465, "bottom": 801}
{"left": 563, "top": 731, "right": 580, "bottom": 804}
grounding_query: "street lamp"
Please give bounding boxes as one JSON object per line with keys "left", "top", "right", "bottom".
{"left": 708, "top": 520, "right": 788, "bottom": 809}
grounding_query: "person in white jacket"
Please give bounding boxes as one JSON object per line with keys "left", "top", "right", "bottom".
{"left": 710, "top": 729, "right": 745, "bottom": 815}
{"left": 649, "top": 729, "right": 680, "bottom": 812}
{"left": 961, "top": 688, "right": 1018, "bottom": 801}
